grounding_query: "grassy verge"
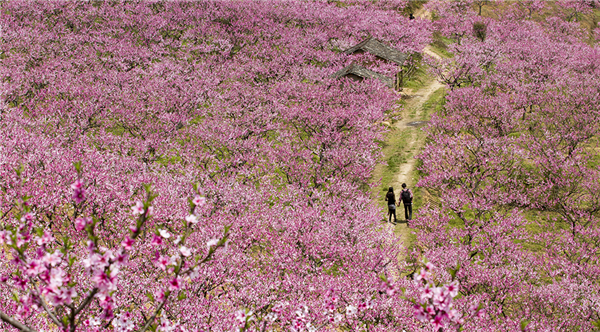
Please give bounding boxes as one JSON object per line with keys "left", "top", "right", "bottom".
{"left": 429, "top": 32, "right": 454, "bottom": 59}
{"left": 374, "top": 126, "right": 412, "bottom": 210}
{"left": 402, "top": 64, "right": 433, "bottom": 91}
{"left": 395, "top": 88, "right": 447, "bottom": 247}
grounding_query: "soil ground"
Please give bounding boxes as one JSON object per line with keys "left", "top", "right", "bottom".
{"left": 373, "top": 10, "right": 445, "bottom": 280}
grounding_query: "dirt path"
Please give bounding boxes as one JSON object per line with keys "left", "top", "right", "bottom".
{"left": 414, "top": 7, "right": 432, "bottom": 20}
{"left": 392, "top": 47, "right": 442, "bottom": 187}
{"left": 380, "top": 46, "right": 444, "bottom": 280}
{"left": 375, "top": 7, "right": 443, "bottom": 281}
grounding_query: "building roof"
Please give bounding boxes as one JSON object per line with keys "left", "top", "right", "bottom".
{"left": 331, "top": 63, "right": 394, "bottom": 88}
{"left": 343, "top": 37, "right": 409, "bottom": 65}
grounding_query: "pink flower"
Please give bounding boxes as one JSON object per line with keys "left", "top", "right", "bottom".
{"left": 385, "top": 282, "right": 395, "bottom": 296}
{"left": 15, "top": 233, "right": 30, "bottom": 248}
{"left": 151, "top": 234, "right": 163, "bottom": 246}
{"left": 206, "top": 238, "right": 219, "bottom": 249}
{"left": 20, "top": 212, "right": 34, "bottom": 222}
{"left": 72, "top": 189, "right": 85, "bottom": 204}
{"left": 432, "top": 313, "right": 445, "bottom": 330}
{"left": 345, "top": 305, "right": 357, "bottom": 316}
{"left": 168, "top": 277, "right": 182, "bottom": 291}
{"left": 13, "top": 276, "right": 27, "bottom": 289}
{"left": 185, "top": 214, "right": 198, "bottom": 224}
{"left": 114, "top": 251, "right": 128, "bottom": 266}
{"left": 235, "top": 309, "right": 253, "bottom": 324}
{"left": 192, "top": 195, "right": 206, "bottom": 206}
{"left": 131, "top": 201, "right": 144, "bottom": 215}
{"left": 75, "top": 217, "right": 91, "bottom": 231}
{"left": 83, "top": 316, "right": 100, "bottom": 327}
{"left": 49, "top": 268, "right": 66, "bottom": 288}
{"left": 469, "top": 303, "right": 485, "bottom": 318}
{"left": 43, "top": 251, "right": 63, "bottom": 267}
{"left": 158, "top": 229, "right": 171, "bottom": 239}
{"left": 59, "top": 287, "right": 77, "bottom": 305}
{"left": 447, "top": 308, "right": 462, "bottom": 324}
{"left": 413, "top": 304, "right": 427, "bottom": 322}
{"left": 174, "top": 235, "right": 182, "bottom": 245}
{"left": 414, "top": 268, "right": 430, "bottom": 283}
{"left": 265, "top": 312, "right": 277, "bottom": 322}
{"left": 121, "top": 237, "right": 134, "bottom": 250}
{"left": 331, "top": 313, "right": 342, "bottom": 323}
{"left": 426, "top": 305, "right": 435, "bottom": 316}
{"left": 420, "top": 284, "right": 434, "bottom": 302}
{"left": 25, "top": 260, "right": 46, "bottom": 276}
{"left": 92, "top": 271, "right": 109, "bottom": 285}
{"left": 71, "top": 179, "right": 84, "bottom": 190}
{"left": 446, "top": 280, "right": 459, "bottom": 298}
{"left": 93, "top": 270, "right": 118, "bottom": 292}
{"left": 155, "top": 255, "right": 170, "bottom": 270}
{"left": 357, "top": 299, "right": 372, "bottom": 310}
{"left": 36, "top": 231, "right": 54, "bottom": 246}
{"left": 180, "top": 246, "right": 192, "bottom": 257}
{"left": 425, "top": 262, "right": 435, "bottom": 271}
{"left": 433, "top": 287, "right": 450, "bottom": 309}
{"left": 71, "top": 180, "right": 86, "bottom": 204}
{"left": 154, "top": 290, "right": 166, "bottom": 302}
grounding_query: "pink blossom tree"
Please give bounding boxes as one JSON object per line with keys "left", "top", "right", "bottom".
{"left": 0, "top": 1, "right": 433, "bottom": 331}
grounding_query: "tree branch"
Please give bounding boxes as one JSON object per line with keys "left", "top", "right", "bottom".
{"left": 0, "top": 311, "right": 38, "bottom": 332}
{"left": 138, "top": 297, "right": 170, "bottom": 332}
{"left": 75, "top": 288, "right": 98, "bottom": 316}
{"left": 37, "top": 294, "right": 63, "bottom": 328}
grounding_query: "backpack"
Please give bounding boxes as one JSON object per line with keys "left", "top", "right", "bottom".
{"left": 401, "top": 189, "right": 412, "bottom": 204}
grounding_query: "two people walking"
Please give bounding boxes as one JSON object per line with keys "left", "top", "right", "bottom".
{"left": 384, "top": 183, "right": 413, "bottom": 223}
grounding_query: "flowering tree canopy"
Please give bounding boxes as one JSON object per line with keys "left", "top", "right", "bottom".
{"left": 2, "top": 0, "right": 600, "bottom": 331}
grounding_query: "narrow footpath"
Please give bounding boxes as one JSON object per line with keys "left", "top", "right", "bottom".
{"left": 376, "top": 45, "right": 445, "bottom": 281}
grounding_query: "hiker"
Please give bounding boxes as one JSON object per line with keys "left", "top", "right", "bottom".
{"left": 409, "top": 13, "right": 415, "bottom": 20}
{"left": 400, "top": 183, "right": 413, "bottom": 222}
{"left": 385, "top": 187, "right": 397, "bottom": 223}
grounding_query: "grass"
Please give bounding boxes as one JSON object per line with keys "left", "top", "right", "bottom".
{"left": 419, "top": 87, "right": 446, "bottom": 118}
{"left": 407, "top": 87, "right": 446, "bottom": 217}
{"left": 390, "top": 88, "right": 447, "bottom": 250}
{"left": 374, "top": 127, "right": 412, "bottom": 208}
{"left": 402, "top": 63, "right": 433, "bottom": 91}
{"left": 429, "top": 32, "right": 454, "bottom": 59}
{"left": 369, "top": 35, "right": 449, "bottom": 256}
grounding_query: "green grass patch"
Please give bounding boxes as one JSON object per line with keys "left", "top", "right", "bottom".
{"left": 375, "top": 127, "right": 412, "bottom": 207}
{"left": 430, "top": 32, "right": 454, "bottom": 59}
{"left": 402, "top": 65, "right": 432, "bottom": 91}
{"left": 419, "top": 87, "right": 447, "bottom": 119}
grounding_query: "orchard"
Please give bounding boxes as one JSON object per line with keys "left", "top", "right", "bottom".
{"left": 0, "top": 1, "right": 599, "bottom": 331}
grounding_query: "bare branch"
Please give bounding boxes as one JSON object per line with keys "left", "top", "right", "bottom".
{"left": 0, "top": 311, "right": 38, "bottom": 332}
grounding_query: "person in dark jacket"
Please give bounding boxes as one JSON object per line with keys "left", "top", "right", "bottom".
{"left": 385, "top": 187, "right": 397, "bottom": 223}
{"left": 400, "top": 183, "right": 413, "bottom": 222}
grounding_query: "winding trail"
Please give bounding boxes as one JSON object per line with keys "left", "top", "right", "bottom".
{"left": 392, "top": 47, "right": 442, "bottom": 189}
{"left": 379, "top": 44, "right": 444, "bottom": 280}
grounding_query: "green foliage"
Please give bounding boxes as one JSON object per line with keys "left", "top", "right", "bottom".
{"left": 473, "top": 21, "right": 487, "bottom": 42}
{"left": 402, "top": 0, "right": 427, "bottom": 16}
{"left": 430, "top": 31, "right": 454, "bottom": 58}
{"left": 402, "top": 64, "right": 430, "bottom": 91}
